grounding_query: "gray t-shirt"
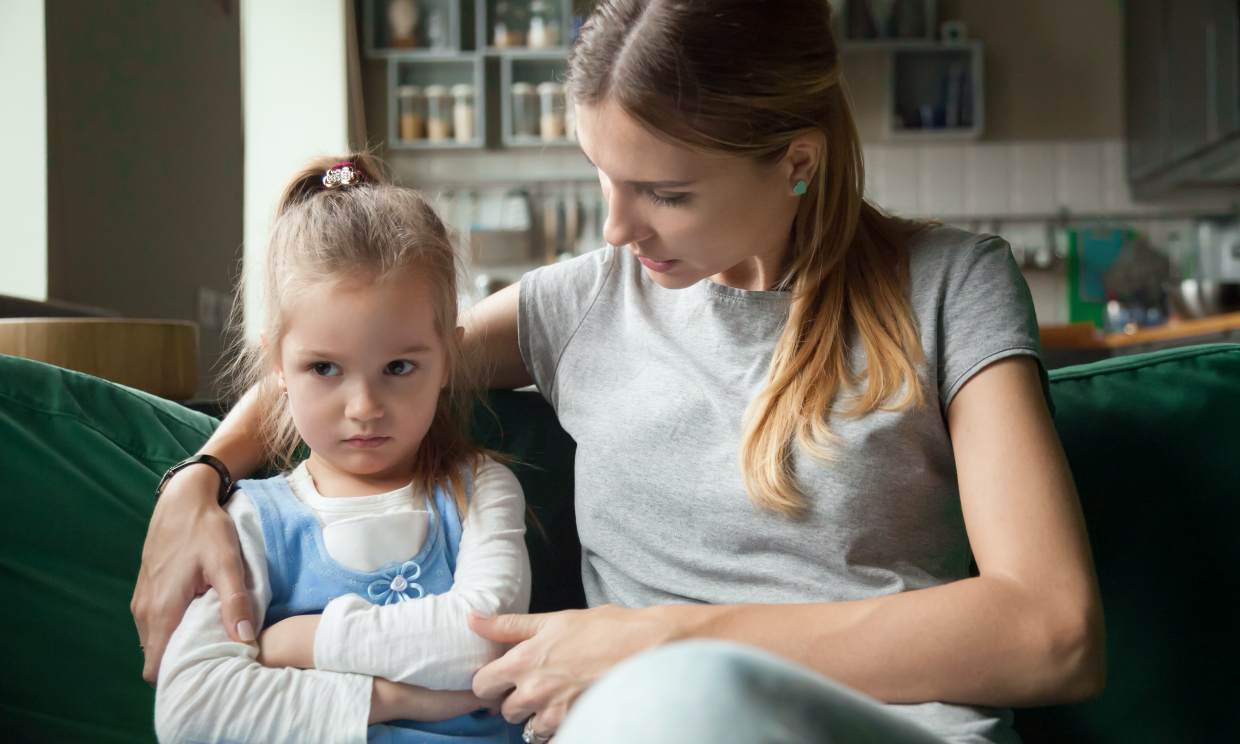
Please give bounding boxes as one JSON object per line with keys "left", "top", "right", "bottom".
{"left": 518, "top": 225, "right": 1044, "bottom": 743}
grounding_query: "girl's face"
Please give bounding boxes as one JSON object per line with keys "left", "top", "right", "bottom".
{"left": 275, "top": 271, "right": 451, "bottom": 495}
{"left": 575, "top": 98, "right": 815, "bottom": 291}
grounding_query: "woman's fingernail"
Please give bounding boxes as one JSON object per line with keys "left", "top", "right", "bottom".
{"left": 237, "top": 620, "right": 256, "bottom": 642}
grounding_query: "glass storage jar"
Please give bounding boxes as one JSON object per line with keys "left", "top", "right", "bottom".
{"left": 451, "top": 83, "right": 476, "bottom": 144}
{"left": 397, "top": 85, "right": 425, "bottom": 141}
{"left": 537, "top": 81, "right": 566, "bottom": 141}
{"left": 425, "top": 84, "right": 453, "bottom": 142}
{"left": 511, "top": 82, "right": 539, "bottom": 138}
{"left": 528, "top": 0, "right": 561, "bottom": 49}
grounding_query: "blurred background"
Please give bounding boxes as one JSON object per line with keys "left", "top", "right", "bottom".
{"left": 1, "top": 0, "right": 1238, "bottom": 402}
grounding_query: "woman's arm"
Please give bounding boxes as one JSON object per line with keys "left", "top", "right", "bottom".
{"left": 266, "top": 459, "right": 531, "bottom": 690}
{"left": 132, "top": 385, "right": 267, "bottom": 684}
{"left": 461, "top": 282, "right": 533, "bottom": 390}
{"left": 471, "top": 357, "right": 1105, "bottom": 729}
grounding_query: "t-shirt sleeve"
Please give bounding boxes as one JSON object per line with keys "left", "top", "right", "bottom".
{"left": 517, "top": 246, "right": 616, "bottom": 406}
{"left": 937, "top": 234, "right": 1053, "bottom": 415}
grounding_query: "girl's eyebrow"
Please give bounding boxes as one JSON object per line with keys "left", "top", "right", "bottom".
{"left": 582, "top": 153, "right": 695, "bottom": 188}
{"left": 297, "top": 344, "right": 432, "bottom": 358}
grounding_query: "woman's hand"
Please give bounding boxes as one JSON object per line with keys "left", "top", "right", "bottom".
{"left": 468, "top": 605, "right": 676, "bottom": 736}
{"left": 131, "top": 465, "right": 256, "bottom": 684}
{"left": 257, "top": 614, "right": 320, "bottom": 669}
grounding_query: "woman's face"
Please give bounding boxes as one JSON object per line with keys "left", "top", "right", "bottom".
{"left": 575, "top": 98, "right": 814, "bottom": 291}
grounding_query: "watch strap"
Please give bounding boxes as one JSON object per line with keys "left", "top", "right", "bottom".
{"left": 154, "top": 454, "right": 237, "bottom": 506}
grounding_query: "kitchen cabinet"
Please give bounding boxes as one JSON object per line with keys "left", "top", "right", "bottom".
{"left": 366, "top": 0, "right": 578, "bottom": 150}
{"left": 1125, "top": 0, "right": 1240, "bottom": 194}
{"left": 1125, "top": 0, "right": 1171, "bottom": 180}
{"left": 1208, "top": 0, "right": 1240, "bottom": 144}
{"left": 836, "top": 1, "right": 985, "bottom": 141}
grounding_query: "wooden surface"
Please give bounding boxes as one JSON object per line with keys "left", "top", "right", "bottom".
{"left": 0, "top": 318, "right": 198, "bottom": 400}
{"left": 1040, "top": 311, "right": 1240, "bottom": 350}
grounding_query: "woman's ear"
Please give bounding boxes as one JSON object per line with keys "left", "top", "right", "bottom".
{"left": 783, "top": 131, "right": 824, "bottom": 189}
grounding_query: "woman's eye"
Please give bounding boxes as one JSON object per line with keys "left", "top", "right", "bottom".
{"left": 311, "top": 362, "right": 341, "bottom": 377}
{"left": 647, "top": 191, "right": 689, "bottom": 207}
{"left": 386, "top": 360, "right": 416, "bottom": 376}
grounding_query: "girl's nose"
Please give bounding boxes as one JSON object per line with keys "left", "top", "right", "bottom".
{"left": 345, "top": 381, "right": 384, "bottom": 422}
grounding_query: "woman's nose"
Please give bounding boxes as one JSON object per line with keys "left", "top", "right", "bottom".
{"left": 601, "top": 187, "right": 651, "bottom": 249}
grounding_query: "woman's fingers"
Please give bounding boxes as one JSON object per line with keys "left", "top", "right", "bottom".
{"left": 208, "top": 533, "right": 256, "bottom": 643}
{"left": 468, "top": 610, "right": 547, "bottom": 644}
{"left": 469, "top": 612, "right": 552, "bottom": 699}
{"left": 132, "top": 564, "right": 201, "bottom": 684}
{"left": 471, "top": 641, "right": 523, "bottom": 700}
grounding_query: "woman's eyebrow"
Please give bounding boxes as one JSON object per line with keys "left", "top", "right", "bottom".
{"left": 582, "top": 153, "right": 695, "bottom": 188}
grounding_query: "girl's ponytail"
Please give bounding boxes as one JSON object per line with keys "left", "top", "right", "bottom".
{"left": 273, "top": 152, "right": 390, "bottom": 218}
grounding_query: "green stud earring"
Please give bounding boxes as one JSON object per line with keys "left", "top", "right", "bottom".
{"left": 792, "top": 179, "right": 808, "bottom": 196}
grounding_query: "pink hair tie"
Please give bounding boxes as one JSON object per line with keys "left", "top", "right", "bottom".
{"left": 322, "top": 161, "right": 365, "bottom": 189}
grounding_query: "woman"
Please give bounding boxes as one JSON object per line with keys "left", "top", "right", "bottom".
{"left": 133, "top": 1, "right": 1104, "bottom": 742}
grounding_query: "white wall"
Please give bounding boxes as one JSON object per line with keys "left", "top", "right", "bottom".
{"left": 242, "top": 0, "right": 351, "bottom": 338}
{"left": 0, "top": 0, "right": 47, "bottom": 300}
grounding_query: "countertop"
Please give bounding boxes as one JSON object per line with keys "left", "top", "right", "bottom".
{"left": 1041, "top": 311, "right": 1240, "bottom": 350}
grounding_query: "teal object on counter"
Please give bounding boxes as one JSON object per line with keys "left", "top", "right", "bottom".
{"left": 1066, "top": 227, "right": 1134, "bottom": 328}
{"left": 2, "top": 345, "right": 1238, "bottom": 742}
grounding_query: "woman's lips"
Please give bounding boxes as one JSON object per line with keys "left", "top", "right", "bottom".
{"left": 637, "top": 256, "right": 679, "bottom": 273}
{"left": 344, "top": 436, "right": 390, "bottom": 449}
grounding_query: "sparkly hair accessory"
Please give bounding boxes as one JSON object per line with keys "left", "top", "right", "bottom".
{"left": 322, "top": 161, "right": 365, "bottom": 189}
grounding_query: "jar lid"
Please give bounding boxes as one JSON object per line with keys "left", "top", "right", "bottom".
{"left": 451, "top": 83, "right": 475, "bottom": 96}
{"left": 537, "top": 81, "right": 565, "bottom": 94}
{"left": 424, "top": 84, "right": 449, "bottom": 96}
{"left": 396, "top": 85, "right": 422, "bottom": 96}
{"left": 511, "top": 82, "right": 535, "bottom": 94}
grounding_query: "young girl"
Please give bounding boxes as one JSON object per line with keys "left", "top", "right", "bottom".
{"left": 154, "top": 155, "right": 530, "bottom": 743}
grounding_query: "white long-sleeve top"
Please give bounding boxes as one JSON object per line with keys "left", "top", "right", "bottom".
{"left": 155, "top": 456, "right": 531, "bottom": 743}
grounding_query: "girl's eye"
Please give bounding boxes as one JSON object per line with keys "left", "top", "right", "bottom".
{"left": 646, "top": 191, "right": 689, "bottom": 207}
{"left": 386, "top": 360, "right": 417, "bottom": 376}
{"left": 311, "top": 362, "right": 341, "bottom": 377}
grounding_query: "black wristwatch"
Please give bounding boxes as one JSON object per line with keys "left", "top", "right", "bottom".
{"left": 155, "top": 454, "right": 238, "bottom": 506}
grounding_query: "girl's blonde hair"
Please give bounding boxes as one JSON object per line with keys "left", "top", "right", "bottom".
{"left": 569, "top": 0, "right": 929, "bottom": 517}
{"left": 225, "top": 153, "right": 481, "bottom": 512}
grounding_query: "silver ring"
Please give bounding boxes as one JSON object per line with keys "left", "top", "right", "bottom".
{"left": 522, "top": 718, "right": 551, "bottom": 744}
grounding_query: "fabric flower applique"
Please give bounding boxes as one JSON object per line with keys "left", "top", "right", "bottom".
{"left": 367, "top": 560, "right": 425, "bottom": 604}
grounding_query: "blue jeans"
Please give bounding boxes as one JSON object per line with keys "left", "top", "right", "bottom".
{"left": 556, "top": 640, "right": 951, "bottom": 743}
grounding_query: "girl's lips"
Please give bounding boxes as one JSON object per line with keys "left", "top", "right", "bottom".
{"left": 344, "top": 436, "right": 390, "bottom": 449}
{"left": 637, "top": 256, "right": 679, "bottom": 273}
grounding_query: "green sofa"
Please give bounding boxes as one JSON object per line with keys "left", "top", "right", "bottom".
{"left": 2, "top": 344, "right": 1237, "bottom": 743}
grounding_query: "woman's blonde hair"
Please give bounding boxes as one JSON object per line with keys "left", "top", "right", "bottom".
{"left": 569, "top": 0, "right": 929, "bottom": 517}
{"left": 224, "top": 153, "right": 481, "bottom": 512}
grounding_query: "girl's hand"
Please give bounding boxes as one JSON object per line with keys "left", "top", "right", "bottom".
{"left": 257, "top": 614, "right": 320, "bottom": 669}
{"left": 371, "top": 678, "right": 497, "bottom": 724}
{"left": 468, "top": 606, "right": 675, "bottom": 736}
{"left": 131, "top": 466, "right": 256, "bottom": 684}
